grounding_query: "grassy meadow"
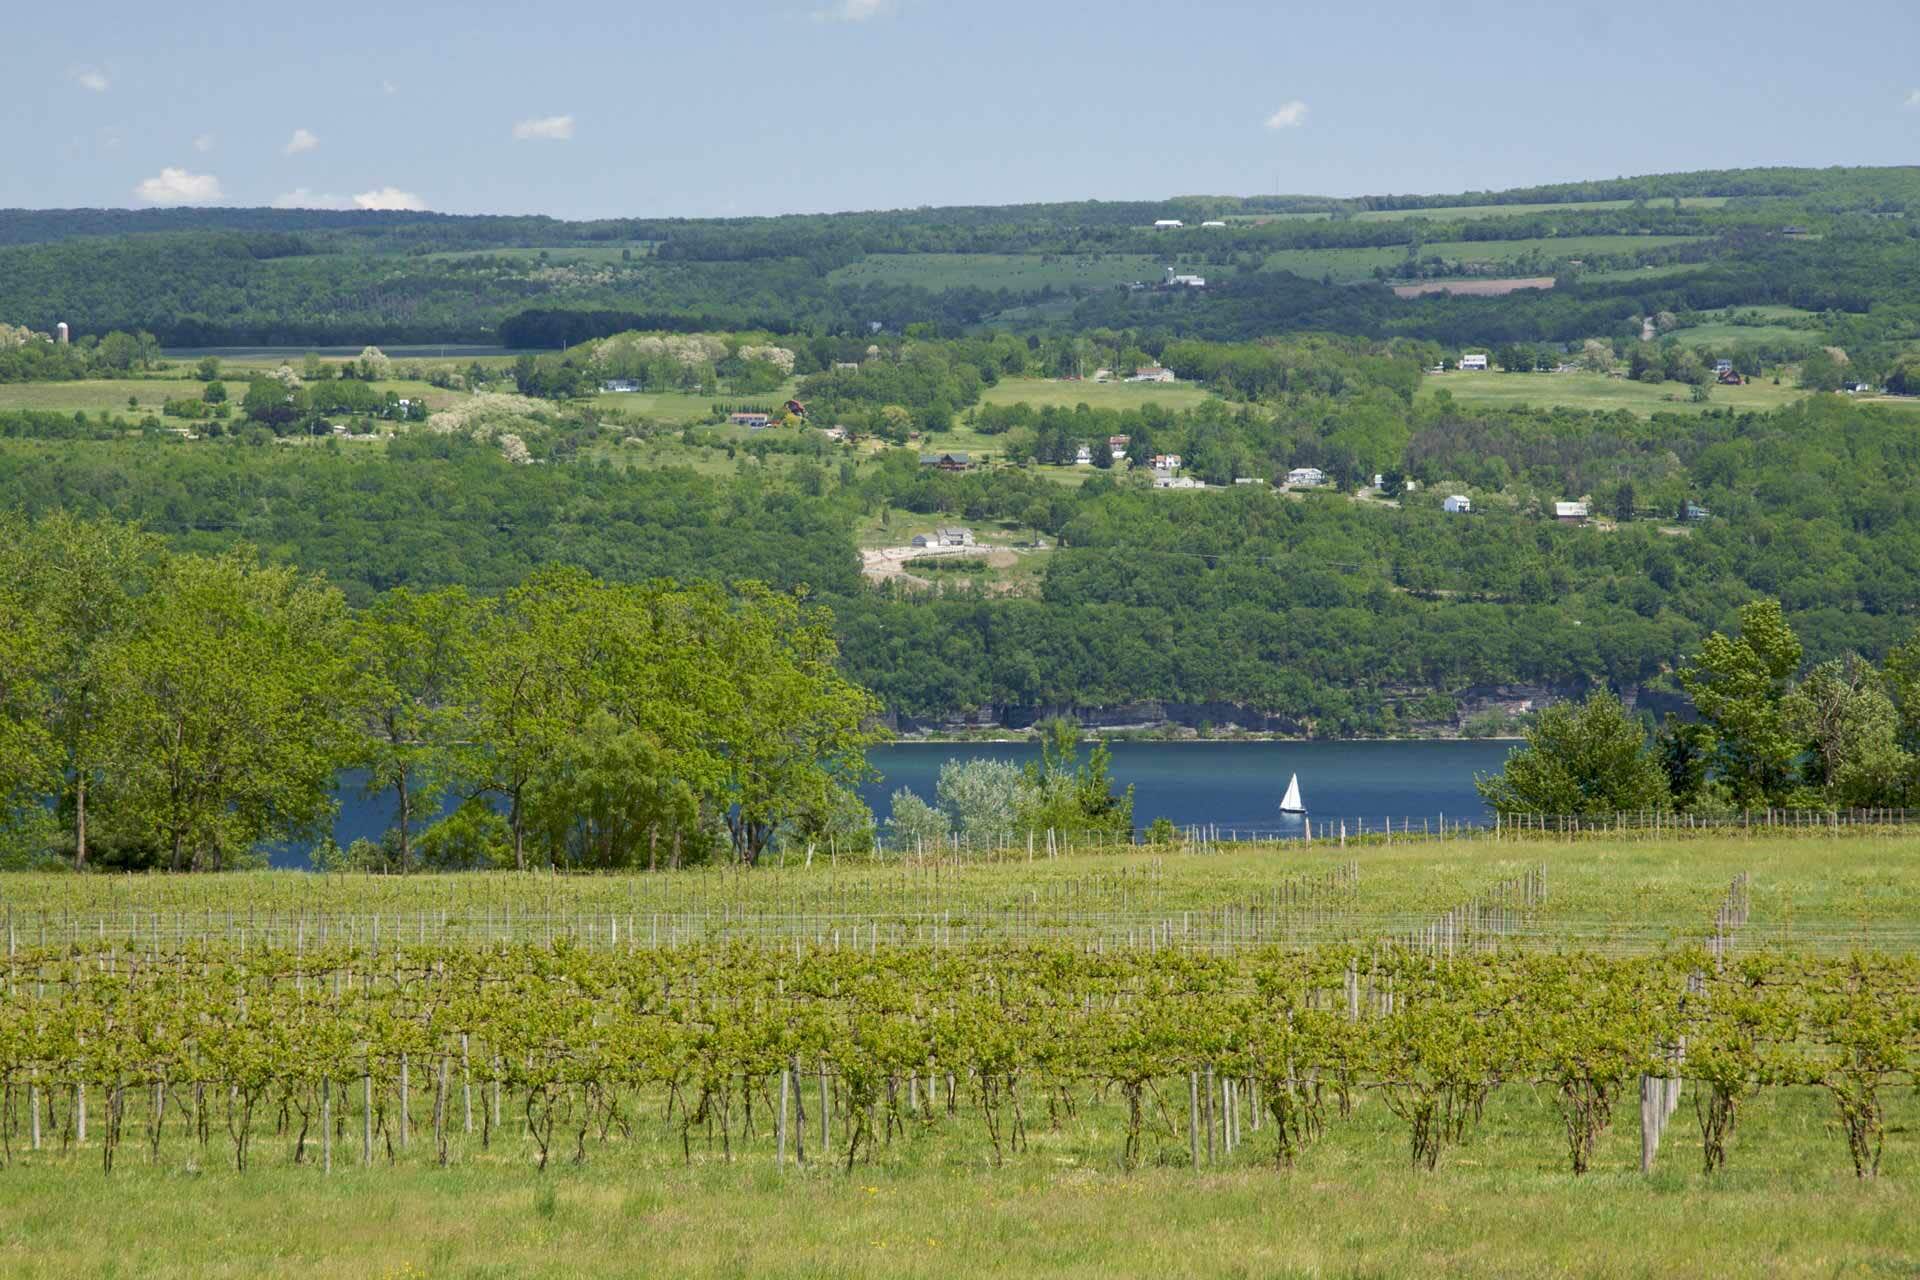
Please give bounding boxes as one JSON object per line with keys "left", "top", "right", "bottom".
{"left": 828, "top": 253, "right": 1163, "bottom": 292}
{"left": 1266, "top": 235, "right": 1705, "bottom": 284}
{"left": 975, "top": 377, "right": 1213, "bottom": 412}
{"left": 1418, "top": 370, "right": 1816, "bottom": 416}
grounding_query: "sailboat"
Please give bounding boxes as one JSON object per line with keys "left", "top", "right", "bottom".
{"left": 1279, "top": 772, "right": 1306, "bottom": 815}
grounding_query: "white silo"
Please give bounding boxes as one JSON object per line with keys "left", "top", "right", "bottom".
{"left": 55, "top": 322, "right": 69, "bottom": 344}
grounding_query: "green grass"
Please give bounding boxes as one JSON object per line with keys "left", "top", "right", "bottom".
{"left": 0, "top": 1071, "right": 1911, "bottom": 1279}
{"left": 1349, "top": 196, "right": 1731, "bottom": 222}
{"left": 1418, "top": 370, "right": 1814, "bottom": 417}
{"left": 591, "top": 379, "right": 799, "bottom": 424}
{"left": 1663, "top": 323, "right": 1822, "bottom": 349}
{"left": 1265, "top": 236, "right": 1706, "bottom": 284}
{"left": 0, "top": 379, "right": 213, "bottom": 416}
{"left": 975, "top": 378, "right": 1213, "bottom": 412}
{"left": 828, "top": 253, "right": 1164, "bottom": 292}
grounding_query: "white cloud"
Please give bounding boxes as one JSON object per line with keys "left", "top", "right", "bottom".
{"left": 814, "top": 0, "right": 894, "bottom": 20}
{"left": 1905, "top": 88, "right": 1920, "bottom": 109}
{"left": 272, "top": 188, "right": 352, "bottom": 210}
{"left": 193, "top": 133, "right": 215, "bottom": 153}
{"left": 133, "top": 167, "right": 223, "bottom": 205}
{"left": 1264, "top": 100, "right": 1309, "bottom": 130}
{"left": 381, "top": 79, "right": 398, "bottom": 95}
{"left": 75, "top": 68, "right": 110, "bottom": 92}
{"left": 284, "top": 128, "right": 320, "bottom": 155}
{"left": 512, "top": 114, "right": 575, "bottom": 141}
{"left": 353, "top": 187, "right": 426, "bottom": 211}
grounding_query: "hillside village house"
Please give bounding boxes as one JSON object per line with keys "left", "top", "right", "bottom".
{"left": 1153, "top": 219, "right": 1184, "bottom": 229}
{"left": 728, "top": 411, "right": 770, "bottom": 428}
{"left": 600, "top": 379, "right": 641, "bottom": 393}
{"left": 1075, "top": 444, "right": 1093, "bottom": 465}
{"left": 1554, "top": 501, "right": 1590, "bottom": 523}
{"left": 1443, "top": 494, "right": 1472, "bottom": 513}
{"left": 1200, "top": 220, "right": 1227, "bottom": 228}
{"left": 1459, "top": 354, "right": 1490, "bottom": 371}
{"left": 1167, "top": 273, "right": 1207, "bottom": 288}
{"left": 1154, "top": 473, "right": 1204, "bottom": 489}
{"left": 920, "top": 451, "right": 971, "bottom": 471}
{"left": 1129, "top": 365, "right": 1177, "bottom": 383}
{"left": 936, "top": 526, "right": 975, "bottom": 547}
{"left": 1286, "top": 466, "right": 1328, "bottom": 487}
{"left": 1108, "top": 434, "right": 1130, "bottom": 459}
{"left": 1150, "top": 453, "right": 1182, "bottom": 471}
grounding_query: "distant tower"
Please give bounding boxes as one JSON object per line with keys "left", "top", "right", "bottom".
{"left": 55, "top": 322, "right": 69, "bottom": 345}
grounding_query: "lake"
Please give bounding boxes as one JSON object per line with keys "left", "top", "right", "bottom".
{"left": 300, "top": 740, "right": 1513, "bottom": 868}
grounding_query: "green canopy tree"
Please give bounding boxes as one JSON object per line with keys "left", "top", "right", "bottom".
{"left": 100, "top": 551, "right": 351, "bottom": 870}
{"left": 1680, "top": 599, "right": 1804, "bottom": 806}
{"left": 1475, "top": 691, "right": 1669, "bottom": 816}
{"left": 345, "top": 586, "right": 481, "bottom": 872}
{"left": 1783, "top": 657, "right": 1911, "bottom": 807}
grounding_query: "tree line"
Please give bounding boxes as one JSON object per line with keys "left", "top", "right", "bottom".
{"left": 0, "top": 515, "right": 880, "bottom": 872}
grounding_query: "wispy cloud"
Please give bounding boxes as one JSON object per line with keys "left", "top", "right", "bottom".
{"left": 353, "top": 187, "right": 427, "bottom": 211}
{"left": 134, "top": 167, "right": 223, "bottom": 205}
{"left": 283, "top": 128, "right": 320, "bottom": 155}
{"left": 813, "top": 0, "right": 894, "bottom": 21}
{"left": 512, "top": 114, "right": 575, "bottom": 141}
{"left": 74, "top": 68, "right": 110, "bottom": 92}
{"left": 193, "top": 133, "right": 215, "bottom": 153}
{"left": 1905, "top": 88, "right": 1920, "bottom": 109}
{"left": 381, "top": 79, "right": 398, "bottom": 95}
{"left": 1264, "top": 100, "right": 1309, "bottom": 130}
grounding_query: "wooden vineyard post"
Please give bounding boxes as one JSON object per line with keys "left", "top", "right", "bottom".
{"left": 1189, "top": 1072, "right": 1200, "bottom": 1170}
{"left": 362, "top": 1068, "right": 372, "bottom": 1167}
{"left": 461, "top": 1034, "right": 473, "bottom": 1134}
{"left": 820, "top": 1061, "right": 830, "bottom": 1156}
{"left": 1639, "top": 1075, "right": 1656, "bottom": 1174}
{"left": 399, "top": 1053, "right": 410, "bottom": 1152}
{"left": 790, "top": 1057, "right": 806, "bottom": 1166}
{"left": 322, "top": 1078, "right": 333, "bottom": 1175}
{"left": 778, "top": 1068, "right": 790, "bottom": 1168}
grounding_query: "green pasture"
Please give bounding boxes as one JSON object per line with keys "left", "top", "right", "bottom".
{"left": 1350, "top": 196, "right": 1731, "bottom": 222}
{"left": 828, "top": 253, "right": 1164, "bottom": 292}
{"left": 1266, "top": 235, "right": 1705, "bottom": 284}
{"left": 1663, "top": 322, "right": 1823, "bottom": 349}
{"left": 1418, "top": 370, "right": 1815, "bottom": 417}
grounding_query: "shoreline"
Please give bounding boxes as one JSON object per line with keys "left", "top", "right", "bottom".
{"left": 885, "top": 734, "right": 1526, "bottom": 745}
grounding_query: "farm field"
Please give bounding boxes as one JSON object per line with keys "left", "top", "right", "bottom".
{"left": 2, "top": 830, "right": 1917, "bottom": 1279}
{"left": 975, "top": 377, "right": 1213, "bottom": 412}
{"left": 0, "top": 376, "right": 470, "bottom": 417}
{"left": 828, "top": 253, "right": 1163, "bottom": 292}
{"left": 1663, "top": 322, "right": 1822, "bottom": 349}
{"left": 1264, "top": 235, "right": 1705, "bottom": 284}
{"left": 590, "top": 378, "right": 799, "bottom": 423}
{"left": 1418, "top": 370, "right": 1817, "bottom": 416}
{"left": 1348, "top": 196, "right": 1731, "bottom": 222}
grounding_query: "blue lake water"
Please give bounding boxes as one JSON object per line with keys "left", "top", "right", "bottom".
{"left": 295, "top": 740, "right": 1513, "bottom": 868}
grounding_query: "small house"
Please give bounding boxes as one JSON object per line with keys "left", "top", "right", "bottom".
{"left": 729, "top": 412, "right": 771, "bottom": 428}
{"left": 1233, "top": 477, "right": 1267, "bottom": 486}
{"left": 600, "top": 379, "right": 641, "bottom": 393}
{"left": 1443, "top": 494, "right": 1471, "bottom": 514}
{"left": 936, "top": 526, "right": 975, "bottom": 547}
{"left": 1092, "top": 367, "right": 1112, "bottom": 382}
{"left": 1682, "top": 501, "right": 1711, "bottom": 523}
{"left": 1712, "top": 359, "right": 1733, "bottom": 376}
{"left": 1108, "top": 434, "right": 1131, "bottom": 459}
{"left": 832, "top": 361, "right": 860, "bottom": 372}
{"left": 910, "top": 534, "right": 933, "bottom": 548}
{"left": 919, "top": 451, "right": 971, "bottom": 471}
{"left": 1150, "top": 453, "right": 1182, "bottom": 472}
{"left": 1200, "top": 220, "right": 1227, "bottom": 228}
{"left": 1286, "top": 467, "right": 1327, "bottom": 488}
{"left": 1074, "top": 444, "right": 1093, "bottom": 466}
{"left": 1554, "top": 501, "right": 1590, "bottom": 523}
{"left": 1459, "top": 354, "right": 1489, "bottom": 371}
{"left": 1153, "top": 219, "right": 1184, "bottom": 229}
{"left": 1128, "top": 365, "right": 1177, "bottom": 383}
{"left": 821, "top": 425, "right": 848, "bottom": 442}
{"left": 1168, "top": 273, "right": 1207, "bottom": 288}
{"left": 1717, "top": 368, "right": 1745, "bottom": 385}
{"left": 1154, "top": 473, "right": 1203, "bottom": 489}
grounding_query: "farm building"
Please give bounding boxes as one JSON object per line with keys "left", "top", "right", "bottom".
{"left": 1286, "top": 467, "right": 1328, "bottom": 487}
{"left": 1074, "top": 444, "right": 1093, "bottom": 465}
{"left": 1459, "top": 354, "right": 1489, "bottom": 371}
{"left": 1683, "top": 501, "right": 1711, "bottom": 523}
{"left": 1554, "top": 501, "right": 1590, "bottom": 523}
{"left": 1167, "top": 273, "right": 1207, "bottom": 287}
{"left": 55, "top": 322, "right": 69, "bottom": 344}
{"left": 600, "top": 379, "right": 641, "bottom": 393}
{"left": 920, "top": 452, "right": 972, "bottom": 471}
{"left": 1128, "top": 365, "right": 1177, "bottom": 383}
{"left": 1153, "top": 473, "right": 1204, "bottom": 489}
{"left": 1153, "top": 219, "right": 1185, "bottom": 229}
{"left": 936, "top": 526, "right": 975, "bottom": 547}
{"left": 1108, "top": 434, "right": 1130, "bottom": 458}
{"left": 1200, "top": 220, "right": 1227, "bottom": 228}
{"left": 728, "top": 412, "right": 771, "bottom": 428}
{"left": 1233, "top": 477, "right": 1267, "bottom": 486}
{"left": 1443, "top": 494, "right": 1472, "bottom": 514}
{"left": 832, "top": 361, "right": 860, "bottom": 372}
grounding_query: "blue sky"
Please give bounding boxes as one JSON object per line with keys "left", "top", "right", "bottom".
{"left": 6, "top": 0, "right": 1918, "bottom": 218}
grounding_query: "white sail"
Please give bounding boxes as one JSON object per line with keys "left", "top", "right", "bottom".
{"left": 1280, "top": 772, "right": 1305, "bottom": 813}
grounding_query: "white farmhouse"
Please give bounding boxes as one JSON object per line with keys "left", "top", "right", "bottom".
{"left": 1152, "top": 219, "right": 1185, "bottom": 229}
{"left": 1286, "top": 466, "right": 1328, "bottom": 487}
{"left": 1443, "top": 494, "right": 1472, "bottom": 513}
{"left": 1459, "top": 354, "right": 1489, "bottom": 371}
